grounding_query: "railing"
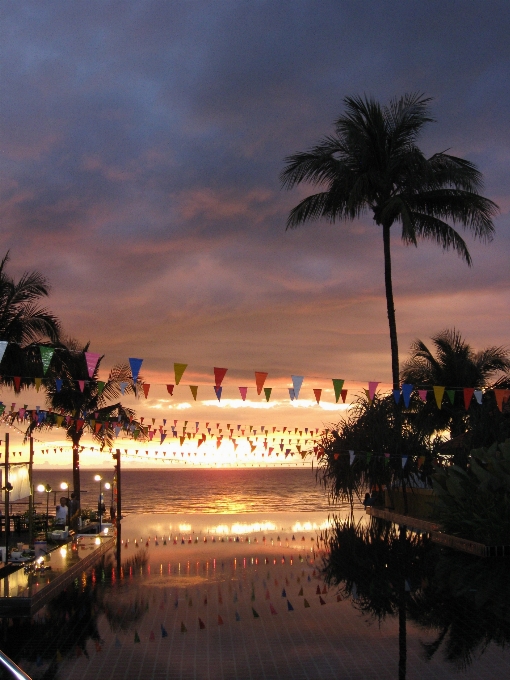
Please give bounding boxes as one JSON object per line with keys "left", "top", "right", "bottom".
{"left": 0, "top": 650, "right": 32, "bottom": 680}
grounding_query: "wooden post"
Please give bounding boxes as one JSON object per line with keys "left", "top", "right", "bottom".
{"left": 28, "top": 437, "right": 34, "bottom": 548}
{"left": 115, "top": 449, "right": 121, "bottom": 576}
{"left": 4, "top": 434, "right": 9, "bottom": 553}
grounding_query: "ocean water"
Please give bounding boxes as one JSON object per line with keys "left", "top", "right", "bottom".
{"left": 31, "top": 467, "right": 337, "bottom": 514}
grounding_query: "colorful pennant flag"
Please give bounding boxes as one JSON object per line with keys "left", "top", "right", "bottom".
{"left": 368, "top": 382, "right": 379, "bottom": 400}
{"left": 474, "top": 389, "right": 483, "bottom": 405}
{"left": 129, "top": 358, "right": 143, "bottom": 382}
{"left": 214, "top": 386, "right": 222, "bottom": 401}
{"left": 189, "top": 385, "right": 198, "bottom": 401}
{"left": 142, "top": 384, "right": 150, "bottom": 398}
{"left": 0, "top": 341, "right": 7, "bottom": 364}
{"left": 255, "top": 372, "right": 268, "bottom": 395}
{"left": 401, "top": 383, "right": 413, "bottom": 408}
{"left": 494, "top": 389, "right": 510, "bottom": 412}
{"left": 332, "top": 379, "right": 344, "bottom": 403}
{"left": 433, "top": 386, "right": 445, "bottom": 409}
{"left": 239, "top": 387, "right": 248, "bottom": 401}
{"left": 174, "top": 363, "right": 188, "bottom": 385}
{"left": 463, "top": 387, "right": 474, "bottom": 410}
{"left": 263, "top": 387, "right": 272, "bottom": 402}
{"left": 291, "top": 375, "right": 304, "bottom": 399}
{"left": 84, "top": 352, "right": 101, "bottom": 378}
{"left": 39, "top": 346, "right": 54, "bottom": 375}
{"left": 166, "top": 384, "right": 174, "bottom": 396}
{"left": 313, "top": 388, "right": 321, "bottom": 404}
{"left": 214, "top": 367, "right": 228, "bottom": 387}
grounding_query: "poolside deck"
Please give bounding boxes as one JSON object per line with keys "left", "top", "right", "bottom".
{"left": 0, "top": 535, "right": 114, "bottom": 617}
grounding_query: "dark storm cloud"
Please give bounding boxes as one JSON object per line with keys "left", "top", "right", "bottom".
{"left": 0, "top": 0, "right": 508, "bottom": 383}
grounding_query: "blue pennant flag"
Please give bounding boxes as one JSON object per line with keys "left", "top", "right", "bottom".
{"left": 128, "top": 358, "right": 143, "bottom": 383}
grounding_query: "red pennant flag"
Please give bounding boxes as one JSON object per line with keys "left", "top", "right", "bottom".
{"left": 494, "top": 389, "right": 510, "bottom": 412}
{"left": 463, "top": 388, "right": 475, "bottom": 410}
{"left": 313, "top": 389, "right": 322, "bottom": 404}
{"left": 255, "top": 372, "right": 268, "bottom": 395}
{"left": 214, "top": 367, "right": 228, "bottom": 386}
{"left": 166, "top": 384, "right": 174, "bottom": 396}
{"left": 340, "top": 389, "right": 348, "bottom": 403}
{"left": 13, "top": 376, "right": 21, "bottom": 393}
{"left": 142, "top": 384, "right": 150, "bottom": 398}
{"left": 239, "top": 387, "right": 248, "bottom": 401}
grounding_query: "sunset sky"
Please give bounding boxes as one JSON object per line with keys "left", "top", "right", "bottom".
{"left": 1, "top": 1, "right": 509, "bottom": 467}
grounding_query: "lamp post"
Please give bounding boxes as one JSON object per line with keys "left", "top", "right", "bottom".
{"left": 37, "top": 484, "right": 52, "bottom": 538}
{"left": 104, "top": 482, "right": 112, "bottom": 523}
{"left": 94, "top": 475, "right": 102, "bottom": 532}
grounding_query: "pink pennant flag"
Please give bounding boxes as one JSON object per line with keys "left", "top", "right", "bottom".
{"left": 368, "top": 382, "right": 379, "bottom": 400}
{"left": 239, "top": 387, "right": 248, "bottom": 401}
{"left": 84, "top": 352, "right": 101, "bottom": 379}
{"left": 78, "top": 380, "right": 85, "bottom": 392}
{"left": 418, "top": 389, "right": 428, "bottom": 402}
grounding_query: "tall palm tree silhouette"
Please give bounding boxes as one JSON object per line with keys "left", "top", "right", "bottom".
{"left": 281, "top": 94, "right": 498, "bottom": 389}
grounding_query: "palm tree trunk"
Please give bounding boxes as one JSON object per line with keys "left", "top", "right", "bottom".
{"left": 383, "top": 222, "right": 400, "bottom": 390}
{"left": 398, "top": 524, "right": 407, "bottom": 680}
{"left": 72, "top": 434, "right": 81, "bottom": 507}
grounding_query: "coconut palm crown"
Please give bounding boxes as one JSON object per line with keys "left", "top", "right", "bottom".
{"left": 0, "top": 251, "right": 61, "bottom": 344}
{"left": 22, "top": 339, "right": 146, "bottom": 505}
{"left": 281, "top": 94, "right": 498, "bottom": 388}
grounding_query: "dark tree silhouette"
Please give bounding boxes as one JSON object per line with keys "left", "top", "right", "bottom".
{"left": 281, "top": 94, "right": 498, "bottom": 389}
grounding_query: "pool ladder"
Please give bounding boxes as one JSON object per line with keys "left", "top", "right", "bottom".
{"left": 0, "top": 650, "right": 32, "bottom": 679}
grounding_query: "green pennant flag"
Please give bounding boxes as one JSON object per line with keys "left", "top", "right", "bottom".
{"left": 97, "top": 381, "right": 105, "bottom": 396}
{"left": 263, "top": 387, "right": 272, "bottom": 402}
{"left": 39, "top": 346, "right": 55, "bottom": 375}
{"left": 446, "top": 389, "right": 455, "bottom": 405}
{"left": 174, "top": 363, "right": 188, "bottom": 385}
{"left": 332, "top": 379, "right": 345, "bottom": 403}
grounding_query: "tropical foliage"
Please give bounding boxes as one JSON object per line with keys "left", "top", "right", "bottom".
{"left": 20, "top": 339, "right": 146, "bottom": 503}
{"left": 432, "top": 439, "right": 510, "bottom": 545}
{"left": 316, "top": 393, "right": 441, "bottom": 505}
{"left": 281, "top": 94, "right": 498, "bottom": 388}
{"left": 401, "top": 329, "right": 510, "bottom": 438}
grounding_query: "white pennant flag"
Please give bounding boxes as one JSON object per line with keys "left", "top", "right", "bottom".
{"left": 291, "top": 375, "right": 304, "bottom": 399}
{"left": 0, "top": 341, "right": 8, "bottom": 364}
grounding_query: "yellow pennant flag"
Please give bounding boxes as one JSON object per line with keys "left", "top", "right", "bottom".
{"left": 34, "top": 377, "right": 42, "bottom": 392}
{"left": 174, "top": 363, "right": 188, "bottom": 385}
{"left": 189, "top": 385, "right": 198, "bottom": 401}
{"left": 433, "top": 386, "right": 445, "bottom": 409}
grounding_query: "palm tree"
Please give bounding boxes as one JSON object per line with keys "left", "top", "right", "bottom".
{"left": 0, "top": 251, "right": 61, "bottom": 344}
{"left": 281, "top": 94, "right": 498, "bottom": 389}
{"left": 0, "top": 252, "right": 62, "bottom": 385}
{"left": 401, "top": 329, "right": 510, "bottom": 437}
{"left": 22, "top": 339, "right": 146, "bottom": 508}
